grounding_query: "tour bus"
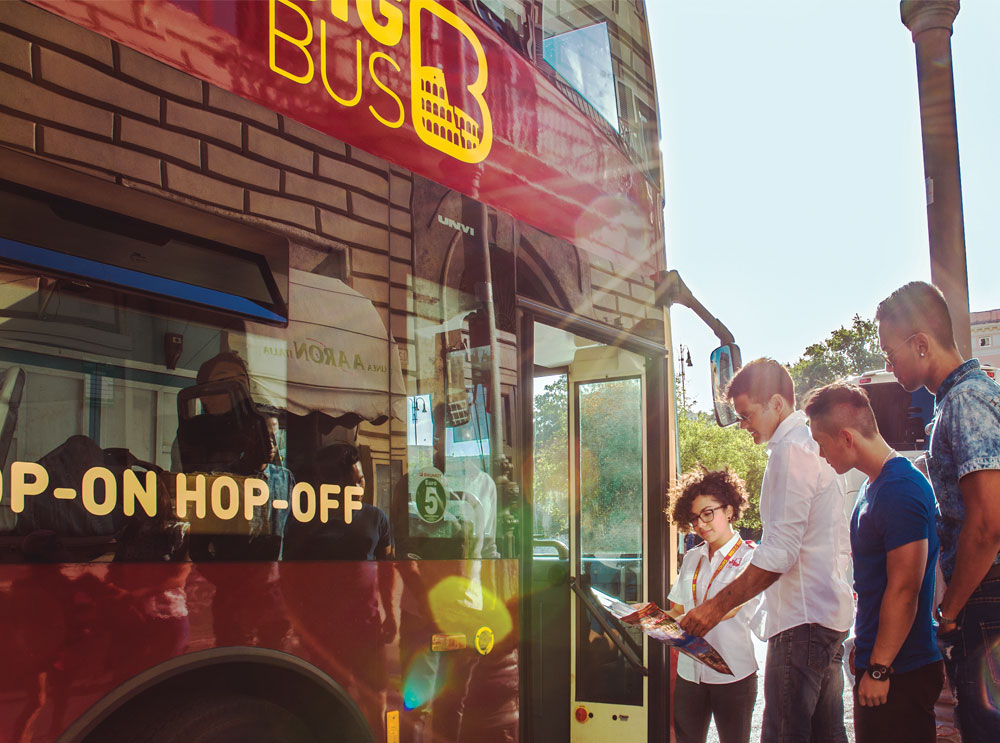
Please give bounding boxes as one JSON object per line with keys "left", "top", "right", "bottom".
{"left": 841, "top": 364, "right": 997, "bottom": 516}
{"left": 0, "top": 2, "right": 739, "bottom": 742}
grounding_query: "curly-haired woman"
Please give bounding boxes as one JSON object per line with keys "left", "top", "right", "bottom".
{"left": 664, "top": 466, "right": 761, "bottom": 743}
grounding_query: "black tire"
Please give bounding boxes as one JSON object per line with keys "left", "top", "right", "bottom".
{"left": 92, "top": 693, "right": 317, "bottom": 743}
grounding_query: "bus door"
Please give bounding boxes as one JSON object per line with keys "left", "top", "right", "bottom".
{"left": 528, "top": 318, "right": 651, "bottom": 743}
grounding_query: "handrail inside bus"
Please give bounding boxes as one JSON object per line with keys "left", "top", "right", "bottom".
{"left": 532, "top": 537, "right": 569, "bottom": 560}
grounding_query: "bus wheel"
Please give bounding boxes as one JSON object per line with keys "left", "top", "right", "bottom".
{"left": 100, "top": 693, "right": 316, "bottom": 743}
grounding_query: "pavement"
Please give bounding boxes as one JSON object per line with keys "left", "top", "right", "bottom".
{"left": 703, "top": 637, "right": 962, "bottom": 743}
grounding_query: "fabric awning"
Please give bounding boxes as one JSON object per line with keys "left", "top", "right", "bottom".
{"left": 240, "top": 270, "right": 405, "bottom": 424}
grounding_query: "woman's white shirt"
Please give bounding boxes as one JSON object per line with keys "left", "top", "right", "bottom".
{"left": 667, "top": 531, "right": 761, "bottom": 684}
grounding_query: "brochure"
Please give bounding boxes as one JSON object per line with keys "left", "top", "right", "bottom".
{"left": 592, "top": 589, "right": 734, "bottom": 676}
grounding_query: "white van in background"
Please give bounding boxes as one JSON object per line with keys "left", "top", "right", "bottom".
{"left": 841, "top": 363, "right": 998, "bottom": 519}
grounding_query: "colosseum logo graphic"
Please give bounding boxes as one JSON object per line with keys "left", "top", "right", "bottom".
{"left": 409, "top": 0, "right": 493, "bottom": 163}
{"left": 269, "top": 0, "right": 493, "bottom": 164}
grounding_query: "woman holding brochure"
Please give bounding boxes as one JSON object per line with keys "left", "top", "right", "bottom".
{"left": 664, "top": 466, "right": 760, "bottom": 743}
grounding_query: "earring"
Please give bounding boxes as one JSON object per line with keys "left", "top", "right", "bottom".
{"left": 920, "top": 352, "right": 925, "bottom": 357}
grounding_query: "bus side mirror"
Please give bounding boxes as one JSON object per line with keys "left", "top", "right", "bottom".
{"left": 710, "top": 344, "right": 742, "bottom": 427}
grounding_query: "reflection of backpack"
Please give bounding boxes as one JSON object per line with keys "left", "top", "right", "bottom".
{"left": 17, "top": 435, "right": 161, "bottom": 539}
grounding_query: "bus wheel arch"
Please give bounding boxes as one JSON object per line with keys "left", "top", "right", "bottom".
{"left": 67, "top": 648, "right": 374, "bottom": 743}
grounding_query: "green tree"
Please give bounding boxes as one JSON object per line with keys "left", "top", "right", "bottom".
{"left": 676, "top": 401, "right": 767, "bottom": 536}
{"left": 532, "top": 375, "right": 645, "bottom": 553}
{"left": 533, "top": 375, "right": 569, "bottom": 541}
{"left": 578, "top": 378, "right": 643, "bottom": 552}
{"left": 787, "top": 315, "right": 883, "bottom": 402}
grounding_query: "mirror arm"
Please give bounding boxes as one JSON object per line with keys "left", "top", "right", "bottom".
{"left": 652, "top": 270, "right": 735, "bottom": 346}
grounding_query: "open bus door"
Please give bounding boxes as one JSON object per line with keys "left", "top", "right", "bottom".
{"left": 523, "top": 308, "right": 672, "bottom": 743}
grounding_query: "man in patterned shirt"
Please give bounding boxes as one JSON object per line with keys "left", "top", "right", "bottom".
{"left": 876, "top": 281, "right": 1000, "bottom": 741}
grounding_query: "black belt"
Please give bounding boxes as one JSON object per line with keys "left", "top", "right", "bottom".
{"left": 983, "top": 562, "right": 1000, "bottom": 583}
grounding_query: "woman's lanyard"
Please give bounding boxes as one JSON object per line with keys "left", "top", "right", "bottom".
{"left": 691, "top": 539, "right": 741, "bottom": 606}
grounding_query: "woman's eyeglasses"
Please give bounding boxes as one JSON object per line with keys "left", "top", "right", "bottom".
{"left": 688, "top": 505, "right": 722, "bottom": 528}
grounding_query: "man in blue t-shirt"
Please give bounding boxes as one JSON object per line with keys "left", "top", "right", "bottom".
{"left": 806, "top": 383, "right": 943, "bottom": 743}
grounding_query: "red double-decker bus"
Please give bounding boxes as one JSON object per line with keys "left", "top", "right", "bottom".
{"left": 0, "top": 2, "right": 737, "bottom": 741}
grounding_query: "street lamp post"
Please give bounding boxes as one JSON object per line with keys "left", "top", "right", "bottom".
{"left": 678, "top": 344, "right": 693, "bottom": 409}
{"left": 900, "top": 0, "right": 972, "bottom": 357}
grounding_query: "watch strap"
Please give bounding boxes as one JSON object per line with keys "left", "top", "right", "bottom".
{"left": 867, "top": 663, "right": 893, "bottom": 680}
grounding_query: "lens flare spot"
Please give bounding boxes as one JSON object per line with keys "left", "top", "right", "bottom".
{"left": 427, "top": 575, "right": 513, "bottom": 643}
{"left": 978, "top": 632, "right": 1000, "bottom": 711}
{"left": 402, "top": 649, "right": 444, "bottom": 710}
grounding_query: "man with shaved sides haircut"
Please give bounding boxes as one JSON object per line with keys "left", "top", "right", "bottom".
{"left": 806, "top": 383, "right": 942, "bottom": 743}
{"left": 680, "top": 358, "right": 853, "bottom": 743}
{"left": 876, "top": 281, "right": 1000, "bottom": 740}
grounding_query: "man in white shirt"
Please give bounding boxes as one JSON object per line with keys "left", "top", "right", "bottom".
{"left": 680, "top": 358, "right": 854, "bottom": 743}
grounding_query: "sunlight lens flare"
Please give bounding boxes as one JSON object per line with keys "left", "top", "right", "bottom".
{"left": 427, "top": 575, "right": 513, "bottom": 641}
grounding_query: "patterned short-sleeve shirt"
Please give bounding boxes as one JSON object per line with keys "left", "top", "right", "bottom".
{"left": 927, "top": 359, "right": 1000, "bottom": 581}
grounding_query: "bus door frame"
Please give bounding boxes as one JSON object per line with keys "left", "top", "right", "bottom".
{"left": 516, "top": 297, "right": 671, "bottom": 743}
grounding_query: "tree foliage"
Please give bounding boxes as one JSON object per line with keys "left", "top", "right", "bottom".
{"left": 533, "top": 375, "right": 569, "bottom": 541}
{"left": 676, "top": 400, "right": 767, "bottom": 536}
{"left": 579, "top": 378, "right": 643, "bottom": 553}
{"left": 532, "top": 375, "right": 644, "bottom": 552}
{"left": 787, "top": 315, "right": 883, "bottom": 403}
{"left": 673, "top": 315, "right": 881, "bottom": 538}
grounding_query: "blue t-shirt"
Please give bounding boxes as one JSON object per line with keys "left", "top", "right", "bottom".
{"left": 851, "top": 457, "right": 942, "bottom": 673}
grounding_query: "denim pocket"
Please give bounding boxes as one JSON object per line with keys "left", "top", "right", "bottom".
{"left": 978, "top": 620, "right": 1000, "bottom": 687}
{"left": 806, "top": 626, "right": 841, "bottom": 675}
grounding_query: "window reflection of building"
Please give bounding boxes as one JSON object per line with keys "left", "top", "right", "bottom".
{"left": 543, "top": 1, "right": 662, "bottom": 186}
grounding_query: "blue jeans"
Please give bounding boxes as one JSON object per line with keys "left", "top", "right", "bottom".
{"left": 938, "top": 575, "right": 1000, "bottom": 742}
{"left": 763, "top": 623, "right": 848, "bottom": 743}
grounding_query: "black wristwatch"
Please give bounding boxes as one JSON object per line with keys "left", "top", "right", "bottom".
{"left": 867, "top": 663, "right": 893, "bottom": 681}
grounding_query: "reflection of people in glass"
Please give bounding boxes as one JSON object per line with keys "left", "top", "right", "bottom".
{"left": 11, "top": 530, "right": 191, "bottom": 740}
{"left": 179, "top": 351, "right": 294, "bottom": 647}
{"left": 444, "top": 456, "right": 499, "bottom": 561}
{"left": 282, "top": 443, "right": 395, "bottom": 739}
{"left": 10, "top": 532, "right": 81, "bottom": 741}
{"left": 283, "top": 444, "right": 392, "bottom": 564}
{"left": 263, "top": 409, "right": 287, "bottom": 466}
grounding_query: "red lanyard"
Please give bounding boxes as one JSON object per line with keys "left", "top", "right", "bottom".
{"left": 691, "top": 539, "right": 741, "bottom": 606}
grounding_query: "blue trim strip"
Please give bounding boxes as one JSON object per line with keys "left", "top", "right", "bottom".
{"left": 0, "top": 347, "right": 192, "bottom": 389}
{"left": 0, "top": 236, "right": 286, "bottom": 323}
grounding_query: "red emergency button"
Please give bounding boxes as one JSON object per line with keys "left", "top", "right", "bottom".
{"left": 575, "top": 706, "right": 589, "bottom": 723}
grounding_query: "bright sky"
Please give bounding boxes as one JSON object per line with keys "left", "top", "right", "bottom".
{"left": 646, "top": 1, "right": 1000, "bottom": 411}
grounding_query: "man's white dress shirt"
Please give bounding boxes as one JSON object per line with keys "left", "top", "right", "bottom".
{"left": 669, "top": 531, "right": 761, "bottom": 683}
{"left": 751, "top": 410, "right": 854, "bottom": 638}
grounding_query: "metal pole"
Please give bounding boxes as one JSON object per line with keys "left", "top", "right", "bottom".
{"left": 900, "top": 0, "right": 972, "bottom": 357}
{"left": 480, "top": 202, "right": 504, "bottom": 477}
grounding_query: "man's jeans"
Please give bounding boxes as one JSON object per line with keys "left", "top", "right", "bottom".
{"left": 763, "top": 623, "right": 849, "bottom": 743}
{"left": 939, "top": 575, "right": 1000, "bottom": 742}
